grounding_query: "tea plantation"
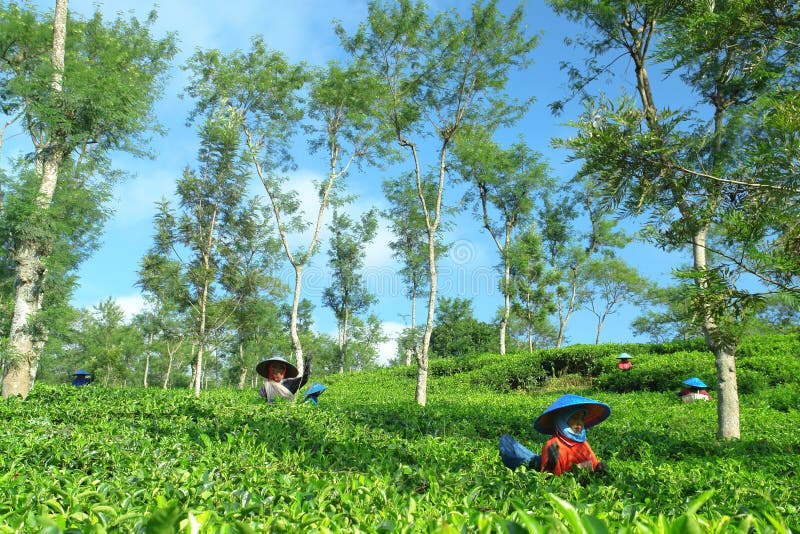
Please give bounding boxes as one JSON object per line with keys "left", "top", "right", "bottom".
{"left": 1, "top": 335, "right": 798, "bottom": 532}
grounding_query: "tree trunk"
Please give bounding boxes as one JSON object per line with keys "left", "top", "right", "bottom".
{"left": 1, "top": 0, "right": 68, "bottom": 399}
{"left": 694, "top": 228, "right": 740, "bottom": 439}
{"left": 143, "top": 352, "right": 150, "bottom": 387}
{"left": 143, "top": 332, "right": 153, "bottom": 388}
{"left": 163, "top": 353, "right": 173, "bottom": 389}
{"left": 193, "top": 278, "right": 210, "bottom": 398}
{"left": 290, "top": 265, "right": 305, "bottom": 375}
{"left": 417, "top": 227, "right": 436, "bottom": 406}
{"left": 406, "top": 285, "right": 417, "bottom": 366}
{"left": 236, "top": 343, "right": 247, "bottom": 389}
{"left": 555, "top": 267, "right": 579, "bottom": 349}
{"left": 194, "top": 346, "right": 204, "bottom": 396}
{"left": 500, "top": 260, "right": 510, "bottom": 355}
{"left": 713, "top": 343, "right": 740, "bottom": 439}
{"left": 2, "top": 244, "right": 46, "bottom": 398}
{"left": 188, "top": 343, "right": 197, "bottom": 389}
{"left": 595, "top": 317, "right": 605, "bottom": 345}
{"left": 238, "top": 366, "right": 247, "bottom": 389}
{"left": 527, "top": 323, "right": 533, "bottom": 353}
{"left": 555, "top": 301, "right": 567, "bottom": 349}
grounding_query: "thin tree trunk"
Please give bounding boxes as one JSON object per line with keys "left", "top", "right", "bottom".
{"left": 414, "top": 133, "right": 447, "bottom": 406}
{"left": 500, "top": 260, "right": 510, "bottom": 355}
{"left": 290, "top": 265, "right": 305, "bottom": 375}
{"left": 406, "top": 285, "right": 417, "bottom": 366}
{"left": 555, "top": 267, "right": 579, "bottom": 349}
{"left": 417, "top": 220, "right": 437, "bottom": 406}
{"left": 527, "top": 322, "right": 533, "bottom": 353}
{"left": 1, "top": 0, "right": 68, "bottom": 399}
{"left": 188, "top": 343, "right": 197, "bottom": 389}
{"left": 193, "top": 278, "right": 210, "bottom": 397}
{"left": 143, "top": 332, "right": 153, "bottom": 387}
{"left": 237, "top": 344, "right": 247, "bottom": 389}
{"left": 694, "top": 228, "right": 740, "bottom": 439}
{"left": 163, "top": 352, "right": 173, "bottom": 389}
{"left": 595, "top": 317, "right": 604, "bottom": 345}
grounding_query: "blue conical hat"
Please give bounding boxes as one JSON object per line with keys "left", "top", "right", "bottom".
{"left": 256, "top": 356, "right": 299, "bottom": 379}
{"left": 682, "top": 377, "right": 708, "bottom": 388}
{"left": 616, "top": 353, "right": 632, "bottom": 359}
{"left": 73, "top": 369, "right": 91, "bottom": 376}
{"left": 533, "top": 394, "right": 611, "bottom": 435}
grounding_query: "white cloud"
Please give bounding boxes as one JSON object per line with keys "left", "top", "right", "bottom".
{"left": 363, "top": 221, "right": 398, "bottom": 270}
{"left": 115, "top": 294, "right": 148, "bottom": 322}
{"left": 377, "top": 321, "right": 405, "bottom": 366}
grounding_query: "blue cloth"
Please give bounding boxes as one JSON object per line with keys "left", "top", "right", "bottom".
{"left": 303, "top": 382, "right": 327, "bottom": 404}
{"left": 554, "top": 408, "right": 587, "bottom": 443}
{"left": 499, "top": 434, "right": 540, "bottom": 470}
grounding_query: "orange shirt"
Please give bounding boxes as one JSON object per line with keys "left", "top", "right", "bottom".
{"left": 540, "top": 434, "right": 599, "bottom": 475}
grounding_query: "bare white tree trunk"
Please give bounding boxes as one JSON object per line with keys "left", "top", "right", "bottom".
{"left": 290, "top": 265, "right": 305, "bottom": 375}
{"left": 694, "top": 228, "right": 740, "bottom": 439}
{"left": 500, "top": 261, "right": 510, "bottom": 355}
{"left": 406, "top": 286, "right": 417, "bottom": 366}
{"left": 2, "top": 0, "right": 68, "bottom": 399}
{"left": 143, "top": 332, "right": 153, "bottom": 387}
{"left": 162, "top": 353, "right": 173, "bottom": 389}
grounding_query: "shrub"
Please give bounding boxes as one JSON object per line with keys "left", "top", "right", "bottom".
{"left": 594, "top": 350, "right": 716, "bottom": 393}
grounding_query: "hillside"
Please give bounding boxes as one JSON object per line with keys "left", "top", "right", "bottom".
{"left": 1, "top": 335, "right": 798, "bottom": 532}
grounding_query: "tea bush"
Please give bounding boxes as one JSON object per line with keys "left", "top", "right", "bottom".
{"left": 1, "top": 336, "right": 798, "bottom": 532}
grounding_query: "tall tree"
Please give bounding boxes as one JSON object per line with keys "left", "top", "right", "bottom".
{"left": 538, "top": 192, "right": 587, "bottom": 348}
{"left": 322, "top": 209, "right": 379, "bottom": 373}
{"left": 338, "top": 0, "right": 537, "bottom": 405}
{"left": 137, "top": 199, "right": 191, "bottom": 389}
{"left": 550, "top": 0, "right": 798, "bottom": 438}
{"left": 581, "top": 257, "right": 653, "bottom": 344}
{"left": 144, "top": 114, "right": 254, "bottom": 397}
{"left": 381, "top": 176, "right": 438, "bottom": 365}
{"left": 79, "top": 298, "right": 142, "bottom": 387}
{"left": 0, "top": 2, "right": 176, "bottom": 398}
{"left": 429, "top": 297, "right": 497, "bottom": 358}
{"left": 508, "top": 226, "right": 557, "bottom": 351}
{"left": 220, "top": 200, "right": 286, "bottom": 389}
{"left": 631, "top": 284, "right": 704, "bottom": 343}
{"left": 185, "top": 43, "right": 385, "bottom": 377}
{"left": 453, "top": 129, "right": 553, "bottom": 354}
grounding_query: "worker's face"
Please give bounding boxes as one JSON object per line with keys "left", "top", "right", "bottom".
{"left": 267, "top": 363, "right": 286, "bottom": 382}
{"left": 567, "top": 412, "right": 585, "bottom": 434}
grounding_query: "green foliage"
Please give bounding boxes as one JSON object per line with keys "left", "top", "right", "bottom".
{"left": 1, "top": 346, "right": 798, "bottom": 531}
{"left": 594, "top": 350, "right": 715, "bottom": 394}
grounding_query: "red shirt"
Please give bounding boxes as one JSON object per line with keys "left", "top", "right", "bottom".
{"left": 617, "top": 361, "right": 632, "bottom": 371}
{"left": 540, "top": 434, "right": 599, "bottom": 475}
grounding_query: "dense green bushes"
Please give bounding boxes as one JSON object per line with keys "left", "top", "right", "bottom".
{"left": 423, "top": 334, "right": 800, "bottom": 399}
{"left": 1, "top": 335, "right": 798, "bottom": 531}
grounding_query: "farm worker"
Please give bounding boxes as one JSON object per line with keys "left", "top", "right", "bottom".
{"left": 616, "top": 353, "right": 633, "bottom": 371}
{"left": 500, "top": 393, "right": 610, "bottom": 476}
{"left": 71, "top": 369, "right": 93, "bottom": 386}
{"left": 303, "top": 382, "right": 327, "bottom": 405}
{"left": 677, "top": 377, "right": 712, "bottom": 402}
{"left": 256, "top": 356, "right": 310, "bottom": 404}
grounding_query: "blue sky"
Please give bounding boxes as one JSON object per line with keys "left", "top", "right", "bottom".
{"left": 18, "top": 0, "right": 690, "bottom": 363}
